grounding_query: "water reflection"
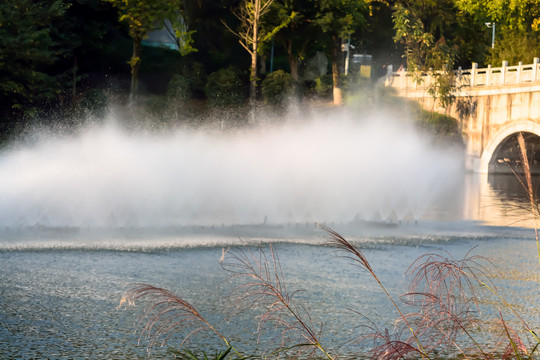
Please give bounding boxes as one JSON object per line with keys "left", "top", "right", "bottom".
{"left": 463, "top": 173, "right": 539, "bottom": 227}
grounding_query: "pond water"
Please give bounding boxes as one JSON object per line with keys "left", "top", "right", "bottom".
{"left": 0, "top": 117, "right": 539, "bottom": 359}
{"left": 1, "top": 173, "right": 538, "bottom": 359}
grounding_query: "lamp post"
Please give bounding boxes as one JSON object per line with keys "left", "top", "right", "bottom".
{"left": 343, "top": 34, "right": 352, "bottom": 75}
{"left": 485, "top": 22, "right": 495, "bottom": 49}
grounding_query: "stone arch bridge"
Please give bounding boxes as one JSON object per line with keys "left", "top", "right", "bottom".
{"left": 386, "top": 59, "right": 540, "bottom": 173}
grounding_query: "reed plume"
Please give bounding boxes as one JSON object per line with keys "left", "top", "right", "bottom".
{"left": 119, "top": 284, "right": 239, "bottom": 357}
{"left": 118, "top": 227, "right": 538, "bottom": 359}
{"left": 221, "top": 244, "right": 334, "bottom": 359}
{"left": 321, "top": 225, "right": 429, "bottom": 359}
{"left": 402, "top": 249, "right": 497, "bottom": 358}
{"left": 499, "top": 311, "right": 530, "bottom": 360}
{"left": 516, "top": 132, "right": 540, "bottom": 265}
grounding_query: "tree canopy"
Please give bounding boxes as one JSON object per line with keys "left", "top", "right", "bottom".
{"left": 0, "top": 0, "right": 67, "bottom": 115}
{"left": 454, "top": 0, "right": 540, "bottom": 65}
{"left": 1, "top": 0, "right": 540, "bottom": 127}
{"left": 103, "top": 0, "right": 195, "bottom": 97}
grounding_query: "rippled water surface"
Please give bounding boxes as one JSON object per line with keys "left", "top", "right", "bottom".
{"left": 1, "top": 222, "right": 538, "bottom": 359}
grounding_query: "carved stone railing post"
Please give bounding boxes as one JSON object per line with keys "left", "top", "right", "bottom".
{"left": 390, "top": 59, "right": 540, "bottom": 91}
{"left": 534, "top": 57, "right": 539, "bottom": 82}
{"left": 471, "top": 63, "right": 477, "bottom": 87}
{"left": 502, "top": 61, "right": 508, "bottom": 84}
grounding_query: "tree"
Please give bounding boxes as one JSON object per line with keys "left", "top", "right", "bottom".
{"left": 51, "top": 0, "right": 123, "bottom": 106}
{"left": 392, "top": 3, "right": 434, "bottom": 74}
{"left": 103, "top": 0, "right": 194, "bottom": 99}
{"left": 488, "top": 28, "right": 540, "bottom": 66}
{"left": 454, "top": 0, "right": 539, "bottom": 33}
{"left": 392, "top": 0, "right": 489, "bottom": 109}
{"left": 313, "top": 0, "right": 370, "bottom": 105}
{"left": 264, "top": 0, "right": 312, "bottom": 81}
{"left": 0, "top": 0, "right": 67, "bottom": 117}
{"left": 224, "top": 0, "right": 276, "bottom": 102}
{"left": 453, "top": 0, "right": 540, "bottom": 65}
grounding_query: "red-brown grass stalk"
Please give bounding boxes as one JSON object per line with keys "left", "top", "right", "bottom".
{"left": 407, "top": 247, "right": 540, "bottom": 356}
{"left": 516, "top": 132, "right": 540, "bottom": 265}
{"left": 500, "top": 311, "right": 530, "bottom": 360}
{"left": 321, "top": 225, "right": 430, "bottom": 359}
{"left": 119, "top": 284, "right": 242, "bottom": 357}
{"left": 403, "top": 249, "right": 498, "bottom": 358}
{"left": 221, "top": 244, "right": 334, "bottom": 360}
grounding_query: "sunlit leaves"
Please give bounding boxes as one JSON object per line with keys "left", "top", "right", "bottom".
{"left": 314, "top": 0, "right": 369, "bottom": 38}
{"left": 454, "top": 0, "right": 540, "bottom": 33}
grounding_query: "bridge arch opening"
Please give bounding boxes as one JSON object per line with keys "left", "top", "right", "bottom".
{"left": 487, "top": 132, "right": 540, "bottom": 174}
{"left": 479, "top": 121, "right": 540, "bottom": 174}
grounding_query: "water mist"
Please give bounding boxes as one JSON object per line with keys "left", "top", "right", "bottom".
{"left": 0, "top": 109, "right": 464, "bottom": 230}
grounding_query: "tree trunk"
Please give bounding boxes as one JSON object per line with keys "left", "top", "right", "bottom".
{"left": 331, "top": 36, "right": 342, "bottom": 105}
{"left": 250, "top": 51, "right": 257, "bottom": 101}
{"left": 250, "top": 16, "right": 258, "bottom": 102}
{"left": 130, "top": 38, "right": 142, "bottom": 101}
{"left": 71, "top": 55, "right": 78, "bottom": 105}
{"left": 287, "top": 41, "right": 299, "bottom": 81}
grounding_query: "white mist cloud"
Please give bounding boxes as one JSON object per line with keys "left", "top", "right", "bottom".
{"left": 0, "top": 110, "right": 464, "bottom": 227}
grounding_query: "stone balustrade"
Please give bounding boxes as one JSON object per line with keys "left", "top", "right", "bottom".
{"left": 387, "top": 58, "right": 540, "bottom": 90}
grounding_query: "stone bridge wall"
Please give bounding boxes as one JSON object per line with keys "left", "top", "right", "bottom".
{"left": 386, "top": 59, "right": 540, "bottom": 173}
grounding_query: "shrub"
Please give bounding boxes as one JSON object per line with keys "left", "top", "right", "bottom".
{"left": 144, "top": 94, "right": 169, "bottom": 118}
{"left": 261, "top": 70, "right": 295, "bottom": 105}
{"left": 204, "top": 67, "right": 245, "bottom": 108}
{"left": 184, "top": 61, "right": 207, "bottom": 97}
{"left": 167, "top": 74, "right": 191, "bottom": 102}
{"left": 78, "top": 89, "right": 108, "bottom": 119}
{"left": 315, "top": 75, "right": 333, "bottom": 98}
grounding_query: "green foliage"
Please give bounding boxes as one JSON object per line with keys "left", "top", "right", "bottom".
{"left": 205, "top": 67, "right": 245, "bottom": 108}
{"left": 259, "top": 10, "right": 299, "bottom": 53}
{"left": 454, "top": 0, "right": 540, "bottom": 33}
{"left": 167, "top": 74, "right": 191, "bottom": 102}
{"left": 312, "top": 0, "right": 370, "bottom": 103}
{"left": 261, "top": 70, "right": 294, "bottom": 105}
{"left": 142, "top": 95, "right": 165, "bottom": 119}
{"left": 164, "top": 73, "right": 192, "bottom": 120}
{"left": 0, "top": 0, "right": 68, "bottom": 113}
{"left": 423, "top": 111, "right": 459, "bottom": 136}
{"left": 392, "top": 3, "right": 433, "bottom": 73}
{"left": 315, "top": 75, "right": 333, "bottom": 98}
{"left": 169, "top": 17, "right": 197, "bottom": 56}
{"left": 314, "top": 0, "right": 369, "bottom": 39}
{"left": 78, "top": 89, "right": 108, "bottom": 119}
{"left": 103, "top": 0, "right": 195, "bottom": 95}
{"left": 454, "top": 0, "right": 540, "bottom": 66}
{"left": 489, "top": 28, "right": 540, "bottom": 66}
{"left": 169, "top": 347, "right": 232, "bottom": 360}
{"left": 427, "top": 71, "right": 456, "bottom": 109}
{"left": 393, "top": 2, "right": 459, "bottom": 109}
{"left": 103, "top": 0, "right": 183, "bottom": 44}
{"left": 263, "top": 0, "right": 319, "bottom": 81}
{"left": 180, "top": 61, "right": 207, "bottom": 98}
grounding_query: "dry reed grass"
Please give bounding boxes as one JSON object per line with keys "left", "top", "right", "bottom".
{"left": 516, "top": 132, "right": 540, "bottom": 265}
{"left": 118, "top": 284, "right": 240, "bottom": 357}
{"left": 119, "top": 226, "right": 538, "bottom": 359}
{"left": 221, "top": 244, "right": 334, "bottom": 359}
